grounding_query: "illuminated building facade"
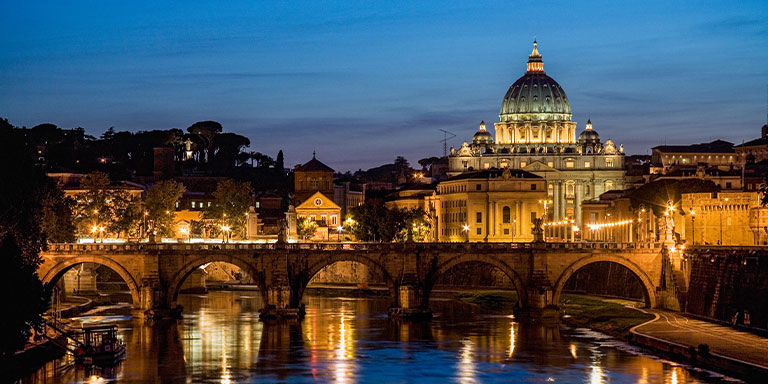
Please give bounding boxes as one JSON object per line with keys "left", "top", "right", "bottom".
{"left": 681, "top": 191, "right": 768, "bottom": 246}
{"left": 448, "top": 42, "right": 626, "bottom": 226}
{"left": 433, "top": 168, "right": 546, "bottom": 242}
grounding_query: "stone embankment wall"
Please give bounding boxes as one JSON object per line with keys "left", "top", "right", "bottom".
{"left": 685, "top": 248, "right": 768, "bottom": 331}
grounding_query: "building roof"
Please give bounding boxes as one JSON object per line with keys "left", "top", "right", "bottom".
{"left": 661, "top": 166, "right": 739, "bottom": 178}
{"left": 445, "top": 169, "right": 542, "bottom": 181}
{"left": 735, "top": 136, "right": 768, "bottom": 148}
{"left": 296, "top": 156, "right": 334, "bottom": 172}
{"left": 652, "top": 140, "right": 734, "bottom": 154}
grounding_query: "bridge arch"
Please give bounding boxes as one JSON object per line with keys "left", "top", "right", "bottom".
{"left": 429, "top": 254, "right": 528, "bottom": 307}
{"left": 295, "top": 254, "right": 399, "bottom": 308}
{"left": 166, "top": 254, "right": 263, "bottom": 308}
{"left": 552, "top": 254, "right": 657, "bottom": 308}
{"left": 40, "top": 256, "right": 142, "bottom": 306}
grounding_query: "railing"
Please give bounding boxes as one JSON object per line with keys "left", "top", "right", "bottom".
{"left": 44, "top": 241, "right": 663, "bottom": 253}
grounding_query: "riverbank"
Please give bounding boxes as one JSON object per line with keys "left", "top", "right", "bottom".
{"left": 630, "top": 309, "right": 768, "bottom": 381}
{"left": 559, "top": 294, "right": 653, "bottom": 340}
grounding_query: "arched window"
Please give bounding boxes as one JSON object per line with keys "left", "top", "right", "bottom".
{"left": 503, "top": 206, "right": 511, "bottom": 223}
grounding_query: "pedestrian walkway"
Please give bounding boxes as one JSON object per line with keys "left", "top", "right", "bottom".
{"left": 631, "top": 309, "right": 768, "bottom": 369}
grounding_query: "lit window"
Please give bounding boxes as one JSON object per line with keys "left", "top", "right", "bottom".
{"left": 565, "top": 161, "right": 575, "bottom": 168}
{"left": 547, "top": 161, "right": 554, "bottom": 167}
{"left": 520, "top": 161, "right": 527, "bottom": 168}
{"left": 606, "top": 159, "right": 614, "bottom": 168}
{"left": 584, "top": 161, "right": 591, "bottom": 168}
{"left": 191, "top": 202, "right": 196, "bottom": 208}
{"left": 483, "top": 162, "right": 490, "bottom": 169}
{"left": 208, "top": 202, "right": 211, "bottom": 207}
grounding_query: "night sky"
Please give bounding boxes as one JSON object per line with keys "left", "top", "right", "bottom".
{"left": 2, "top": 1, "right": 767, "bottom": 171}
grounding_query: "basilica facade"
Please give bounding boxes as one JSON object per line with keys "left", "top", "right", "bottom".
{"left": 448, "top": 42, "right": 626, "bottom": 226}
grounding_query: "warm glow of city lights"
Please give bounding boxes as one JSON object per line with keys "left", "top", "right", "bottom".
{"left": 587, "top": 219, "right": 633, "bottom": 230}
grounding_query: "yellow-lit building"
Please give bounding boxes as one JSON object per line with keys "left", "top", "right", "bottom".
{"left": 294, "top": 154, "right": 335, "bottom": 204}
{"left": 296, "top": 191, "right": 341, "bottom": 228}
{"left": 434, "top": 168, "right": 546, "bottom": 242}
{"left": 580, "top": 191, "right": 641, "bottom": 243}
{"left": 681, "top": 191, "right": 768, "bottom": 246}
{"left": 447, "top": 42, "right": 626, "bottom": 227}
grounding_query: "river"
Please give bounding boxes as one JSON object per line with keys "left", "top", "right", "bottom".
{"left": 22, "top": 291, "right": 737, "bottom": 383}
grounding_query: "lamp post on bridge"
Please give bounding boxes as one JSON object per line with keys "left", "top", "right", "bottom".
{"left": 462, "top": 224, "right": 469, "bottom": 243}
{"left": 690, "top": 209, "right": 696, "bottom": 245}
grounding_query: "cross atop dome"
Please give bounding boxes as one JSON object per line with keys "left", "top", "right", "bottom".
{"left": 527, "top": 40, "right": 544, "bottom": 73}
{"left": 586, "top": 119, "right": 593, "bottom": 131}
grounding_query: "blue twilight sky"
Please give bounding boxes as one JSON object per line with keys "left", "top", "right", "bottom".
{"left": 1, "top": 1, "right": 767, "bottom": 171}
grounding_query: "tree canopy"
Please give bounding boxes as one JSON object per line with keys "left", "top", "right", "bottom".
{"left": 145, "top": 180, "right": 185, "bottom": 236}
{"left": 204, "top": 179, "right": 254, "bottom": 238}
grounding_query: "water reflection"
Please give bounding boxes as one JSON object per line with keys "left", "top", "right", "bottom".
{"left": 22, "top": 291, "right": 735, "bottom": 383}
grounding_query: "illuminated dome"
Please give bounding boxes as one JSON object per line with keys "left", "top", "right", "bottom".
{"left": 472, "top": 121, "right": 493, "bottom": 145}
{"left": 578, "top": 119, "right": 601, "bottom": 143}
{"left": 500, "top": 41, "right": 571, "bottom": 122}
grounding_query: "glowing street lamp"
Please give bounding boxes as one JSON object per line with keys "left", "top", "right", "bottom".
{"left": 690, "top": 210, "right": 696, "bottom": 245}
{"left": 179, "top": 227, "right": 189, "bottom": 243}
{"left": 337, "top": 225, "right": 344, "bottom": 242}
{"left": 462, "top": 224, "right": 470, "bottom": 243}
{"left": 221, "top": 225, "right": 231, "bottom": 243}
{"left": 538, "top": 199, "right": 553, "bottom": 220}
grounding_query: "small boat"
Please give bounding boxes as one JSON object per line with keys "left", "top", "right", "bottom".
{"left": 73, "top": 324, "right": 126, "bottom": 365}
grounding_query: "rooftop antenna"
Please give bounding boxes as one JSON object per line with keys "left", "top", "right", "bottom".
{"left": 439, "top": 129, "right": 456, "bottom": 157}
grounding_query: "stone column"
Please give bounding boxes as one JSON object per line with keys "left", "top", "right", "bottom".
{"left": 575, "top": 181, "right": 583, "bottom": 226}
{"left": 553, "top": 182, "right": 560, "bottom": 221}
{"left": 389, "top": 253, "right": 431, "bottom": 320}
{"left": 559, "top": 182, "right": 567, "bottom": 220}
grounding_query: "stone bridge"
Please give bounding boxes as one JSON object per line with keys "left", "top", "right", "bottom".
{"left": 38, "top": 242, "right": 678, "bottom": 320}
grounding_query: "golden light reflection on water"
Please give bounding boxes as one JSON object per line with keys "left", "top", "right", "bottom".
{"left": 508, "top": 322, "right": 517, "bottom": 358}
{"left": 24, "top": 292, "right": 733, "bottom": 383}
{"left": 459, "top": 339, "right": 477, "bottom": 384}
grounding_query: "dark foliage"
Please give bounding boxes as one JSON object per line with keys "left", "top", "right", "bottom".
{"left": 0, "top": 236, "right": 49, "bottom": 357}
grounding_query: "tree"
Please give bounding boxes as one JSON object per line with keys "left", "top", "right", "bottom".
{"left": 348, "top": 204, "right": 412, "bottom": 242}
{"left": 398, "top": 208, "right": 431, "bottom": 242}
{"left": 0, "top": 236, "right": 49, "bottom": 357}
{"left": 0, "top": 127, "right": 52, "bottom": 356}
{"left": 204, "top": 179, "right": 254, "bottom": 238}
{"left": 41, "top": 192, "right": 76, "bottom": 243}
{"left": 210, "top": 132, "right": 250, "bottom": 168}
{"left": 145, "top": 180, "right": 185, "bottom": 237}
{"left": 418, "top": 156, "right": 441, "bottom": 172}
{"left": 297, "top": 217, "right": 318, "bottom": 240}
{"left": 72, "top": 172, "right": 140, "bottom": 238}
{"left": 276, "top": 150, "right": 285, "bottom": 171}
